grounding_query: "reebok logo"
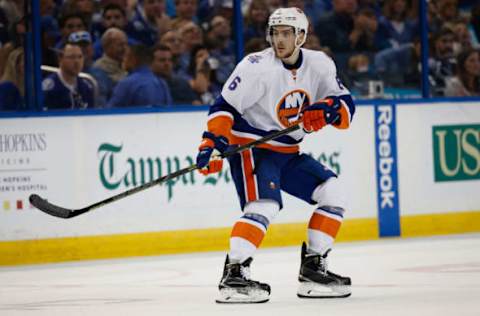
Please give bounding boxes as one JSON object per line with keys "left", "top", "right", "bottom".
{"left": 377, "top": 106, "right": 395, "bottom": 208}
{"left": 375, "top": 104, "right": 400, "bottom": 237}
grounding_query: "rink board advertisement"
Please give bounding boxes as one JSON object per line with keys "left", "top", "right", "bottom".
{"left": 0, "top": 101, "right": 479, "bottom": 265}
{"left": 395, "top": 102, "right": 480, "bottom": 237}
{"left": 0, "top": 108, "right": 376, "bottom": 241}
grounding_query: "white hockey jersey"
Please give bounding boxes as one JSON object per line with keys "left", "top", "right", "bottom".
{"left": 207, "top": 48, "right": 355, "bottom": 153}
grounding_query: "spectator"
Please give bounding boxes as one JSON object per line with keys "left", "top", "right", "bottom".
{"left": 452, "top": 21, "right": 473, "bottom": 53}
{"left": 186, "top": 44, "right": 220, "bottom": 104}
{"left": 55, "top": 13, "right": 88, "bottom": 49}
{"left": 0, "top": 15, "right": 24, "bottom": 74}
{"left": 435, "top": 0, "right": 459, "bottom": 25}
{"left": 445, "top": 48, "right": 480, "bottom": 96}
{"left": 42, "top": 43, "right": 95, "bottom": 109}
{"left": 374, "top": 38, "right": 421, "bottom": 87}
{"left": 41, "top": 0, "right": 61, "bottom": 66}
{"left": 266, "top": 0, "right": 282, "bottom": 11}
{"left": 470, "top": 4, "right": 480, "bottom": 47}
{"left": 426, "top": 0, "right": 442, "bottom": 34}
{"left": 176, "top": 21, "right": 203, "bottom": 77}
{"left": 7, "top": 16, "right": 26, "bottom": 48}
{"left": 358, "top": 0, "right": 382, "bottom": 13}
{"left": 151, "top": 44, "right": 201, "bottom": 104}
{"left": 349, "top": 7, "right": 388, "bottom": 52}
{"left": 160, "top": 29, "right": 186, "bottom": 75}
{"left": 108, "top": 44, "right": 172, "bottom": 107}
{"left": 0, "top": 0, "right": 23, "bottom": 27}
{"left": 304, "top": 33, "right": 322, "bottom": 50}
{"left": 91, "top": 4, "right": 139, "bottom": 60}
{"left": 179, "top": 21, "right": 203, "bottom": 51}
{"left": 244, "top": 37, "right": 268, "bottom": 55}
{"left": 197, "top": 0, "right": 225, "bottom": 23}
{"left": 244, "top": 0, "right": 269, "bottom": 43}
{"left": 0, "top": 0, "right": 24, "bottom": 47}
{"left": 172, "top": 0, "right": 198, "bottom": 26}
{"left": 0, "top": 47, "right": 24, "bottom": 111}
{"left": 61, "top": 0, "right": 96, "bottom": 26}
{"left": 91, "top": 27, "right": 128, "bottom": 105}
{"left": 378, "top": 0, "right": 418, "bottom": 48}
{"left": 346, "top": 53, "right": 379, "bottom": 94}
{"left": 315, "top": 0, "right": 359, "bottom": 53}
{"left": 93, "top": 28, "right": 128, "bottom": 84}
{"left": 91, "top": 3, "right": 130, "bottom": 41}
{"left": 68, "top": 31, "right": 95, "bottom": 72}
{"left": 314, "top": 0, "right": 388, "bottom": 70}
{"left": 204, "top": 15, "right": 235, "bottom": 84}
{"left": 99, "top": 0, "right": 131, "bottom": 16}
{"left": 127, "top": 0, "right": 171, "bottom": 46}
{"left": 288, "top": 0, "right": 333, "bottom": 26}
{"left": 65, "top": 32, "right": 103, "bottom": 107}
{"left": 217, "top": 0, "right": 234, "bottom": 21}
{"left": 429, "top": 27, "right": 457, "bottom": 96}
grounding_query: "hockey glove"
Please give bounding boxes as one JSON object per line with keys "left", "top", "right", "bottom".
{"left": 196, "top": 131, "right": 229, "bottom": 175}
{"left": 301, "top": 98, "right": 341, "bottom": 132}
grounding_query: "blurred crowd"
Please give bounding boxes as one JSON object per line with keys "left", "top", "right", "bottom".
{"left": 0, "top": 0, "right": 479, "bottom": 111}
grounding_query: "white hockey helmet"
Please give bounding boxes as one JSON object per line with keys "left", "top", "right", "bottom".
{"left": 267, "top": 7, "right": 309, "bottom": 48}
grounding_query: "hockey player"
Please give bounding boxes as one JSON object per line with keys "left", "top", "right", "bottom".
{"left": 196, "top": 7, "right": 355, "bottom": 303}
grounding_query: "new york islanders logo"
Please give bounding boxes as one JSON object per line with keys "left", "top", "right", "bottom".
{"left": 276, "top": 89, "right": 311, "bottom": 127}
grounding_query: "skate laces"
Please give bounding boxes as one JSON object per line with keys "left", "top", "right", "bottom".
{"left": 240, "top": 265, "right": 251, "bottom": 280}
{"left": 225, "top": 259, "right": 252, "bottom": 280}
{"left": 319, "top": 254, "right": 328, "bottom": 274}
{"left": 306, "top": 249, "right": 330, "bottom": 274}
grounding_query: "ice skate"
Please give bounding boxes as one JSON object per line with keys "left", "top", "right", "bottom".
{"left": 297, "top": 242, "right": 351, "bottom": 298}
{"left": 215, "top": 255, "right": 271, "bottom": 304}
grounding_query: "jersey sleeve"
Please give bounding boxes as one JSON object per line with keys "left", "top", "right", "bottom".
{"left": 316, "top": 56, "right": 350, "bottom": 100}
{"left": 221, "top": 55, "right": 266, "bottom": 114}
{"left": 316, "top": 56, "right": 356, "bottom": 128}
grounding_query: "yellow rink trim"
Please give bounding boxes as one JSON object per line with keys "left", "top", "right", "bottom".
{"left": 0, "top": 218, "right": 377, "bottom": 266}
{"left": 401, "top": 211, "right": 480, "bottom": 237}
{"left": 0, "top": 211, "right": 479, "bottom": 266}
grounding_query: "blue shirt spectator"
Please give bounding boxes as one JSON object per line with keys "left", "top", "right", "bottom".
{"left": 378, "top": 16, "right": 418, "bottom": 48}
{"left": 151, "top": 44, "right": 201, "bottom": 104}
{"left": 205, "top": 15, "right": 235, "bottom": 84}
{"left": 108, "top": 66, "right": 172, "bottom": 107}
{"left": 42, "top": 72, "right": 95, "bottom": 109}
{"left": 107, "top": 44, "right": 172, "bottom": 107}
{"left": 377, "top": 0, "right": 418, "bottom": 49}
{"left": 126, "top": 1, "right": 171, "bottom": 46}
{"left": 374, "top": 41, "right": 421, "bottom": 87}
{"left": 42, "top": 43, "right": 95, "bottom": 109}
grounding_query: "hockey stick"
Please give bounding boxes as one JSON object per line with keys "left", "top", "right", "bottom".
{"left": 30, "top": 123, "right": 301, "bottom": 219}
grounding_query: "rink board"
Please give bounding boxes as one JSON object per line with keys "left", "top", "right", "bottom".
{"left": 0, "top": 100, "right": 479, "bottom": 265}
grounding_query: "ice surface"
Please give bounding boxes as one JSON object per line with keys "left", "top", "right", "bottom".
{"left": 1, "top": 234, "right": 479, "bottom": 315}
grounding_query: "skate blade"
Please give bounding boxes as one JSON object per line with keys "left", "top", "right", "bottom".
{"left": 297, "top": 282, "right": 351, "bottom": 298}
{"left": 215, "top": 288, "right": 270, "bottom": 304}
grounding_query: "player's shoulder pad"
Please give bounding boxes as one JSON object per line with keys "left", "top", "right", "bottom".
{"left": 302, "top": 48, "right": 337, "bottom": 75}
{"left": 236, "top": 48, "right": 274, "bottom": 74}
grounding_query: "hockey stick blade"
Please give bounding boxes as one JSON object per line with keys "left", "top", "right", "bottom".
{"left": 30, "top": 124, "right": 301, "bottom": 219}
{"left": 29, "top": 194, "right": 81, "bottom": 219}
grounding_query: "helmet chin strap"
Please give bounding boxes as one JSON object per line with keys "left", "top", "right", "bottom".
{"left": 281, "top": 33, "right": 304, "bottom": 64}
{"left": 282, "top": 47, "right": 300, "bottom": 64}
